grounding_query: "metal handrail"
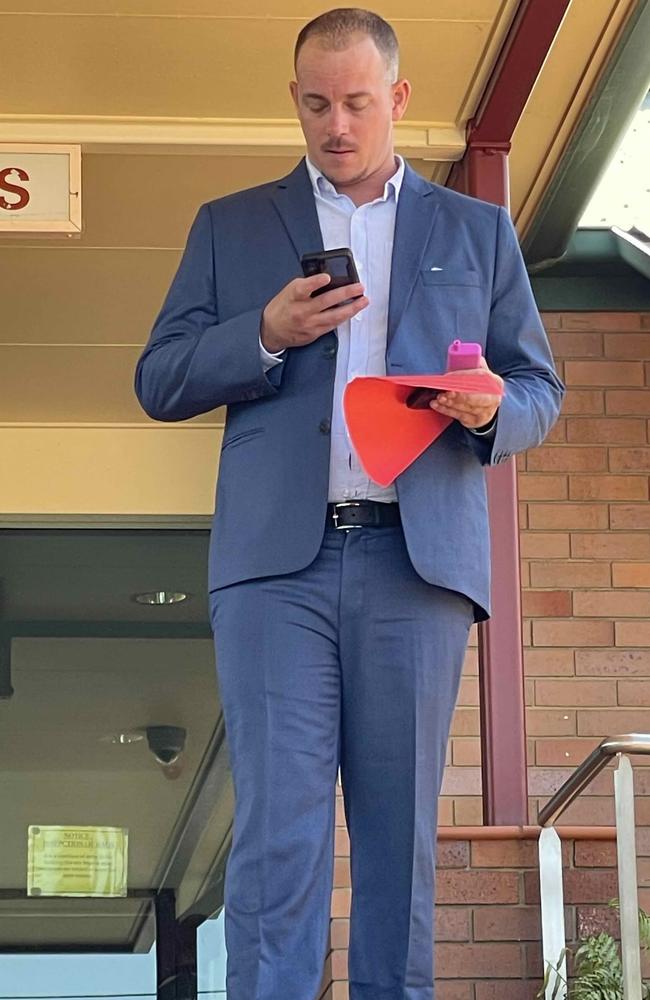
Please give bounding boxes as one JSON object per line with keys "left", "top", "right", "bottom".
{"left": 539, "top": 734, "right": 650, "bottom": 827}
{"left": 537, "top": 733, "right": 650, "bottom": 1000}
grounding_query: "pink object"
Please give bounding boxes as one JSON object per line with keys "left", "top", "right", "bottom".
{"left": 343, "top": 367, "right": 503, "bottom": 487}
{"left": 447, "top": 339, "right": 482, "bottom": 370}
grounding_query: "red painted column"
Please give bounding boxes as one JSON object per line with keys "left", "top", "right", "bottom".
{"left": 458, "top": 145, "right": 529, "bottom": 826}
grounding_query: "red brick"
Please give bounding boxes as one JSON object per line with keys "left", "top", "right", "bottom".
{"left": 471, "top": 839, "right": 537, "bottom": 868}
{"left": 613, "top": 562, "right": 650, "bottom": 586}
{"left": 526, "top": 709, "right": 576, "bottom": 736}
{"left": 330, "top": 919, "right": 349, "bottom": 949}
{"left": 434, "top": 985, "right": 473, "bottom": 1000}
{"left": 532, "top": 619, "right": 614, "bottom": 647}
{"left": 435, "top": 907, "right": 470, "bottom": 942}
{"left": 521, "top": 590, "right": 572, "bottom": 617}
{"left": 453, "top": 798, "right": 483, "bottom": 826}
{"left": 334, "top": 857, "right": 350, "bottom": 888}
{"left": 462, "top": 647, "right": 478, "bottom": 675}
{"left": 472, "top": 905, "right": 541, "bottom": 942}
{"left": 334, "top": 827, "right": 349, "bottom": 856}
{"left": 606, "top": 390, "right": 650, "bottom": 415}
{"left": 529, "top": 560, "right": 610, "bottom": 588}
{"left": 563, "top": 389, "right": 604, "bottom": 414}
{"left": 518, "top": 474, "right": 568, "bottom": 500}
{"left": 436, "top": 869, "right": 519, "bottom": 905}
{"left": 544, "top": 420, "right": 566, "bottom": 445}
{"left": 524, "top": 648, "right": 575, "bottom": 676}
{"left": 534, "top": 678, "right": 616, "bottom": 707}
{"left": 457, "top": 676, "right": 479, "bottom": 706}
{"left": 554, "top": 796, "right": 615, "bottom": 826}
{"left": 564, "top": 360, "right": 644, "bottom": 386}
{"left": 562, "top": 313, "right": 642, "bottom": 331}
{"left": 567, "top": 417, "right": 647, "bottom": 444}
{"left": 520, "top": 532, "right": 570, "bottom": 558}
{"left": 528, "top": 503, "right": 608, "bottom": 530}
{"left": 524, "top": 868, "right": 618, "bottom": 905}
{"left": 451, "top": 739, "right": 481, "bottom": 766}
{"left": 441, "top": 767, "right": 481, "bottom": 796}
{"left": 527, "top": 447, "right": 607, "bottom": 472}
{"left": 618, "top": 680, "right": 650, "bottom": 706}
{"left": 474, "top": 983, "right": 540, "bottom": 1000}
{"left": 450, "top": 708, "right": 480, "bottom": 737}
{"left": 605, "top": 333, "right": 650, "bottom": 358}
{"left": 569, "top": 474, "right": 648, "bottom": 500}
{"left": 610, "top": 504, "right": 650, "bottom": 529}
{"left": 571, "top": 532, "right": 650, "bottom": 559}
{"left": 436, "top": 942, "right": 522, "bottom": 978}
{"left": 574, "top": 841, "right": 617, "bottom": 867}
{"left": 331, "top": 888, "right": 351, "bottom": 918}
{"left": 616, "top": 621, "right": 650, "bottom": 646}
{"left": 438, "top": 797, "right": 454, "bottom": 826}
{"left": 574, "top": 590, "right": 650, "bottom": 618}
{"left": 576, "top": 649, "right": 650, "bottom": 676}
{"left": 578, "top": 708, "right": 650, "bottom": 735}
{"left": 609, "top": 448, "right": 650, "bottom": 472}
{"left": 436, "top": 840, "right": 470, "bottom": 869}
{"left": 577, "top": 905, "right": 620, "bottom": 939}
{"left": 542, "top": 312, "right": 562, "bottom": 329}
{"left": 549, "top": 330, "right": 603, "bottom": 357}
{"left": 535, "top": 737, "right": 600, "bottom": 766}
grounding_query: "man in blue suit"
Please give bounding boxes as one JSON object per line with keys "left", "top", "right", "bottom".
{"left": 136, "top": 9, "right": 563, "bottom": 999}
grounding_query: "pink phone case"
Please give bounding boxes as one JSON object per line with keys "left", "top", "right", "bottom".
{"left": 447, "top": 339, "right": 482, "bottom": 371}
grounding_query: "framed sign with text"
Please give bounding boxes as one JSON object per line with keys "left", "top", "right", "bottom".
{"left": 0, "top": 143, "right": 81, "bottom": 234}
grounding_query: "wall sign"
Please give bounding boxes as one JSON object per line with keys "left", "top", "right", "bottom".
{"left": 0, "top": 144, "right": 81, "bottom": 234}
{"left": 27, "top": 825, "right": 128, "bottom": 897}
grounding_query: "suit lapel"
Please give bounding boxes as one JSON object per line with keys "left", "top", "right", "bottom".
{"left": 270, "top": 160, "right": 323, "bottom": 263}
{"left": 387, "top": 166, "right": 441, "bottom": 345}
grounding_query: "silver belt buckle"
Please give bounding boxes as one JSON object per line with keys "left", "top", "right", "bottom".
{"left": 332, "top": 501, "right": 363, "bottom": 530}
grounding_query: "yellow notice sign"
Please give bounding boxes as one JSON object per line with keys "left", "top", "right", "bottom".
{"left": 27, "top": 826, "right": 128, "bottom": 897}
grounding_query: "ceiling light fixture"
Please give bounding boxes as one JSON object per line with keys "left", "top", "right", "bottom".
{"left": 132, "top": 590, "right": 189, "bottom": 605}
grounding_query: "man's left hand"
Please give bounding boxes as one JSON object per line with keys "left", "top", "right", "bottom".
{"left": 429, "top": 356, "right": 504, "bottom": 430}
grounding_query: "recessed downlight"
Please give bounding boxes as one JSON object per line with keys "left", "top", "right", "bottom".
{"left": 132, "top": 590, "right": 189, "bottom": 606}
{"left": 101, "top": 731, "right": 144, "bottom": 746}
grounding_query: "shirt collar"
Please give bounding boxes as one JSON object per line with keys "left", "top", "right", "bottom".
{"left": 305, "top": 154, "right": 405, "bottom": 204}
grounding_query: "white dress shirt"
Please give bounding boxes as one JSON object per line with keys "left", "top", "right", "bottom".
{"left": 262, "top": 155, "right": 404, "bottom": 503}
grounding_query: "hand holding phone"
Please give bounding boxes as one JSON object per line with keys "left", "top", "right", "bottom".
{"left": 260, "top": 248, "right": 367, "bottom": 354}
{"left": 406, "top": 340, "right": 483, "bottom": 409}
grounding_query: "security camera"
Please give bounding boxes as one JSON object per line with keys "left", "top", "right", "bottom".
{"left": 146, "top": 725, "right": 186, "bottom": 767}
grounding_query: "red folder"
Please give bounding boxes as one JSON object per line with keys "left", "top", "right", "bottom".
{"left": 343, "top": 370, "right": 504, "bottom": 487}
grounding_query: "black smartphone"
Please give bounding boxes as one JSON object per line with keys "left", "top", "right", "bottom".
{"left": 406, "top": 388, "right": 441, "bottom": 409}
{"left": 301, "top": 248, "right": 361, "bottom": 300}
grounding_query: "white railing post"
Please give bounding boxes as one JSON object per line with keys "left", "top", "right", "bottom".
{"left": 614, "top": 754, "right": 642, "bottom": 1000}
{"left": 539, "top": 826, "right": 568, "bottom": 1000}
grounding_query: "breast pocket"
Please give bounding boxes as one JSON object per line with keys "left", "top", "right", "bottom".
{"left": 420, "top": 267, "right": 482, "bottom": 287}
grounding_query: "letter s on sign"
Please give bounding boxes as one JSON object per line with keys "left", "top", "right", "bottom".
{"left": 0, "top": 167, "right": 30, "bottom": 211}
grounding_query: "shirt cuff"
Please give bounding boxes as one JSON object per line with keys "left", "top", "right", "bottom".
{"left": 468, "top": 415, "right": 498, "bottom": 437}
{"left": 259, "top": 336, "right": 286, "bottom": 372}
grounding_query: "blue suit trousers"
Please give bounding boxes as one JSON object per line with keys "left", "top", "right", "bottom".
{"left": 209, "top": 525, "right": 473, "bottom": 1000}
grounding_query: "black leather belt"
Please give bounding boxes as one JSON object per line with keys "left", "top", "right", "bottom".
{"left": 326, "top": 500, "right": 401, "bottom": 530}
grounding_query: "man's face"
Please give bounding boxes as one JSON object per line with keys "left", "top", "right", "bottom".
{"left": 290, "top": 33, "right": 410, "bottom": 191}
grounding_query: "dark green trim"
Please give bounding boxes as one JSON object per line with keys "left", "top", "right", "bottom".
{"left": 529, "top": 227, "right": 650, "bottom": 310}
{"left": 523, "top": 0, "right": 650, "bottom": 270}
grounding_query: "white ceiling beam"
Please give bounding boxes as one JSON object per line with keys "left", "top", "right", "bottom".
{"left": 0, "top": 115, "right": 466, "bottom": 161}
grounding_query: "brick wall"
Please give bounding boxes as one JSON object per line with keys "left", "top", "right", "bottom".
{"left": 319, "top": 312, "right": 650, "bottom": 996}
{"left": 320, "top": 831, "right": 644, "bottom": 999}
{"left": 440, "top": 310, "right": 650, "bottom": 828}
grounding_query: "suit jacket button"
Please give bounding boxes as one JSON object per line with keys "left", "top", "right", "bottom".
{"left": 323, "top": 343, "right": 337, "bottom": 358}
{"left": 319, "top": 418, "right": 331, "bottom": 435}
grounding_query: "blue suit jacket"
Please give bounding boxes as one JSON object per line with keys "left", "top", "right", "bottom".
{"left": 135, "top": 160, "right": 563, "bottom": 619}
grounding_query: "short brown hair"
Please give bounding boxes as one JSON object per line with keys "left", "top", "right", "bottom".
{"left": 294, "top": 8, "right": 399, "bottom": 82}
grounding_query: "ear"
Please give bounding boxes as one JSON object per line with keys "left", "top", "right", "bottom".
{"left": 391, "top": 79, "right": 412, "bottom": 123}
{"left": 289, "top": 80, "right": 299, "bottom": 113}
